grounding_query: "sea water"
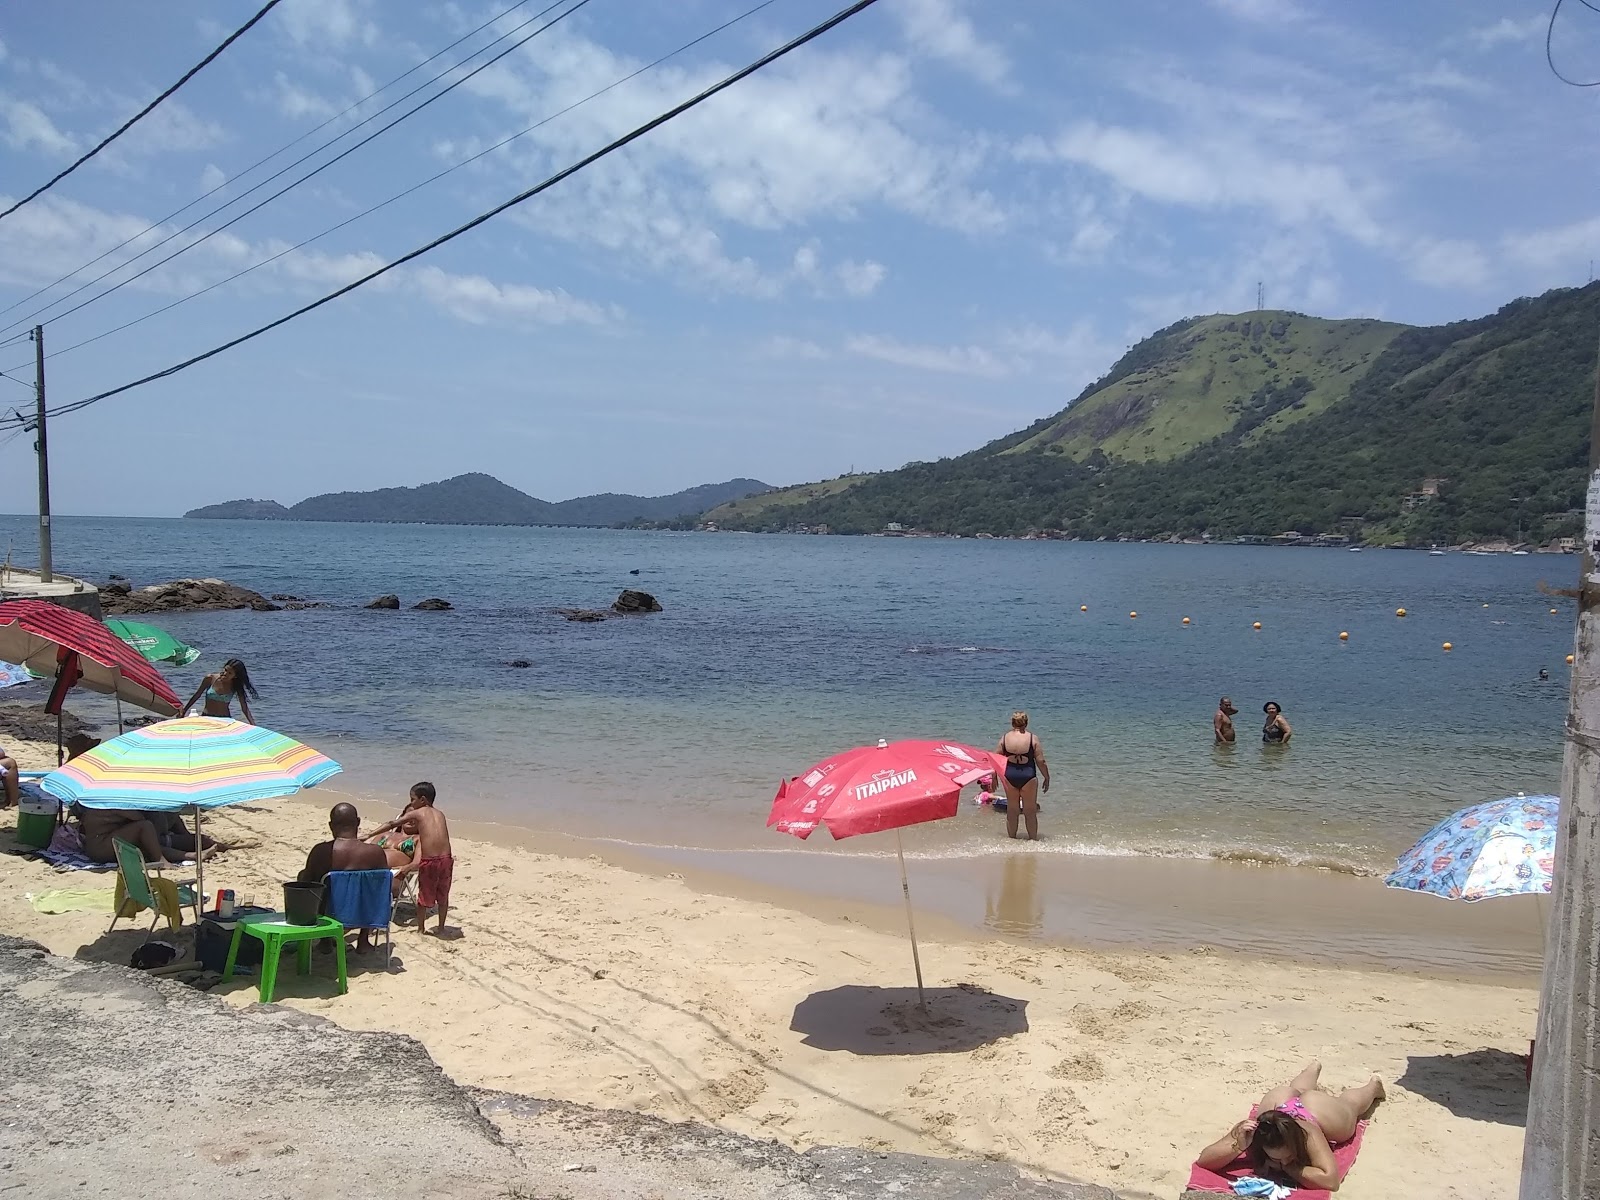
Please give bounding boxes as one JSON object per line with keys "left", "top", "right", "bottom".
{"left": 1, "top": 516, "right": 1574, "bottom": 877}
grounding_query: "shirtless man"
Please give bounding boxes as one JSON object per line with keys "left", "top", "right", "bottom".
{"left": 373, "top": 782, "right": 453, "bottom": 934}
{"left": 1214, "top": 697, "right": 1239, "bottom": 744}
{"left": 299, "top": 802, "right": 390, "bottom": 951}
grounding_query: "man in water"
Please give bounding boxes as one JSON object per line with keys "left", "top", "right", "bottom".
{"left": 373, "top": 782, "right": 454, "bottom": 935}
{"left": 1214, "top": 697, "right": 1239, "bottom": 744}
{"left": 299, "top": 802, "right": 390, "bottom": 952}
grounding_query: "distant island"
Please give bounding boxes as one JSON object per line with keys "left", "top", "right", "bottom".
{"left": 187, "top": 474, "right": 772, "bottom": 529}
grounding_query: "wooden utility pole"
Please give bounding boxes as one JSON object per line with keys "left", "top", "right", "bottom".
{"left": 1520, "top": 321, "right": 1600, "bottom": 1197}
{"left": 30, "top": 325, "right": 51, "bottom": 583}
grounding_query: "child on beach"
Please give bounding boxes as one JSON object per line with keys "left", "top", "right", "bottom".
{"left": 373, "top": 783, "right": 453, "bottom": 935}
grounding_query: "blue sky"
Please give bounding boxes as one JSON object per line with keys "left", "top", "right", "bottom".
{"left": 0, "top": 0, "right": 1596, "bottom": 515}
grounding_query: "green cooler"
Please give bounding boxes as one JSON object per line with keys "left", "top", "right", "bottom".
{"left": 16, "top": 794, "right": 58, "bottom": 849}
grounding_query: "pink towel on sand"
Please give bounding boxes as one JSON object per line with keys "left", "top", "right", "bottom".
{"left": 1185, "top": 1119, "right": 1368, "bottom": 1199}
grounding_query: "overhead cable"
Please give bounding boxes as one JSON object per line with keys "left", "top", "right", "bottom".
{"left": 0, "top": 0, "right": 285, "bottom": 222}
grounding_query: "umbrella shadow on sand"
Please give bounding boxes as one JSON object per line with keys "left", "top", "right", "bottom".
{"left": 790, "top": 983, "right": 1028, "bottom": 1056}
{"left": 1398, "top": 1048, "right": 1529, "bottom": 1126}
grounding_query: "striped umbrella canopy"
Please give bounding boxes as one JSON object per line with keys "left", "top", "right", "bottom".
{"left": 39, "top": 716, "right": 341, "bottom": 811}
{"left": 0, "top": 599, "right": 181, "bottom": 715}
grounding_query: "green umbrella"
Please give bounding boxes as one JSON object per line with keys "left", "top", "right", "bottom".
{"left": 104, "top": 618, "right": 200, "bottom": 667}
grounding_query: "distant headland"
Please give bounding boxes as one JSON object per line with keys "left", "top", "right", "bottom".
{"left": 185, "top": 473, "right": 771, "bottom": 529}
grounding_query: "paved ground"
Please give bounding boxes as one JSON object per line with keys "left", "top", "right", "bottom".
{"left": 0, "top": 936, "right": 1120, "bottom": 1199}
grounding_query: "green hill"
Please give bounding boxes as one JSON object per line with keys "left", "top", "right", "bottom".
{"left": 711, "top": 285, "right": 1600, "bottom": 544}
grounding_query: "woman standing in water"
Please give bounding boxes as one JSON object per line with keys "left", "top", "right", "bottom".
{"left": 183, "top": 658, "right": 259, "bottom": 724}
{"left": 997, "top": 710, "right": 1049, "bottom": 841}
{"left": 1262, "top": 701, "right": 1292, "bottom": 745}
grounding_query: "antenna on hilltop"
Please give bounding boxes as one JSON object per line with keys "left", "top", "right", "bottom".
{"left": 1256, "top": 281, "right": 1264, "bottom": 311}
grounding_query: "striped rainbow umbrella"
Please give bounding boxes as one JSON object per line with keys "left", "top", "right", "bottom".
{"left": 40, "top": 717, "right": 342, "bottom": 917}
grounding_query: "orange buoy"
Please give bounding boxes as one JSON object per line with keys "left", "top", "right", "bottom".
{"left": 1182, "top": 616, "right": 1191, "bottom": 625}
{"left": 1252, "top": 621, "right": 1262, "bottom": 630}
{"left": 1442, "top": 642, "right": 1453, "bottom": 652}
{"left": 1339, "top": 631, "right": 1349, "bottom": 641}
{"left": 1568, "top": 654, "right": 1576, "bottom": 665}
{"left": 1551, "top": 608, "right": 1559, "bottom": 615}
{"left": 1396, "top": 608, "right": 1407, "bottom": 618}
{"left": 1129, "top": 611, "right": 1138, "bottom": 619}
{"left": 1080, "top": 605, "right": 1087, "bottom": 612}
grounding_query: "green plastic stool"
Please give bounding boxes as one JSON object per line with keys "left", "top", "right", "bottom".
{"left": 221, "top": 914, "right": 347, "bottom": 1002}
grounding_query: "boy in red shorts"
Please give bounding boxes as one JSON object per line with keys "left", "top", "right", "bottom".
{"left": 379, "top": 782, "right": 453, "bottom": 934}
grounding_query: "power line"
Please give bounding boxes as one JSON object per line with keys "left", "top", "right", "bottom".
{"left": 18, "top": 0, "right": 886, "bottom": 429}
{"left": 0, "top": 0, "right": 542, "bottom": 324}
{"left": 12, "top": 0, "right": 783, "bottom": 369}
{"left": 1549, "top": 0, "right": 1600, "bottom": 87}
{"left": 0, "top": 0, "right": 589, "bottom": 341}
{"left": 0, "top": 0, "right": 285, "bottom": 222}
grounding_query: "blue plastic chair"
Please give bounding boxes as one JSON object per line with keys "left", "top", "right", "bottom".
{"left": 324, "top": 869, "right": 395, "bottom": 970}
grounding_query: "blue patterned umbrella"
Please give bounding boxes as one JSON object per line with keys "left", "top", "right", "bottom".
{"left": 1385, "top": 794, "right": 1558, "bottom": 902}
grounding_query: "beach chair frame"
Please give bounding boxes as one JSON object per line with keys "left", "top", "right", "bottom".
{"left": 107, "top": 837, "right": 194, "bottom": 940}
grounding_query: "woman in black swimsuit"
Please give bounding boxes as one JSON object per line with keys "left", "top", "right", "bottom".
{"left": 1263, "top": 701, "right": 1292, "bottom": 745}
{"left": 997, "top": 710, "right": 1049, "bottom": 841}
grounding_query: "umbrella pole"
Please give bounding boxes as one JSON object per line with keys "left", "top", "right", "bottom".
{"left": 54, "top": 709, "right": 61, "bottom": 765}
{"left": 192, "top": 804, "right": 205, "bottom": 924}
{"left": 116, "top": 694, "right": 123, "bottom": 735}
{"left": 895, "top": 829, "right": 926, "bottom": 1009}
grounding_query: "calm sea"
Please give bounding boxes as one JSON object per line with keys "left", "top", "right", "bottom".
{"left": 0, "top": 516, "right": 1576, "bottom": 876}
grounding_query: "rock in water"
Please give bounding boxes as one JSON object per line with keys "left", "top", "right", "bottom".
{"left": 559, "top": 609, "right": 610, "bottom": 623}
{"left": 365, "top": 595, "right": 401, "bottom": 610}
{"left": 508, "top": 659, "right": 532, "bottom": 668}
{"left": 612, "top": 589, "right": 662, "bottom": 614}
{"left": 413, "top": 598, "right": 453, "bottom": 611}
{"left": 102, "top": 578, "right": 281, "bottom": 615}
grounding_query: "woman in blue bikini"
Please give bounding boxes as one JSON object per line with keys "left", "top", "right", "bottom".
{"left": 996, "top": 710, "right": 1049, "bottom": 841}
{"left": 182, "top": 658, "right": 259, "bottom": 725}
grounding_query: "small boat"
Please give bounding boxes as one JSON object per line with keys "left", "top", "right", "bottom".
{"left": 1429, "top": 550, "right": 1447, "bottom": 556}
{"left": 1348, "top": 546, "right": 1363, "bottom": 552}
{"left": 1512, "top": 550, "right": 1530, "bottom": 556}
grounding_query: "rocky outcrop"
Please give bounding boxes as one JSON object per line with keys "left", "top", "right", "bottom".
{"left": 612, "top": 589, "right": 663, "bottom": 614}
{"left": 101, "top": 578, "right": 284, "bottom": 615}
{"left": 413, "top": 598, "right": 453, "bottom": 611}
{"left": 0, "top": 704, "right": 93, "bottom": 740}
{"left": 558, "top": 609, "right": 611, "bottom": 623}
{"left": 365, "top": 594, "right": 401, "bottom": 610}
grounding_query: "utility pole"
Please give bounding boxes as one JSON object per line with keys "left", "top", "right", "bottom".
{"left": 1520, "top": 320, "right": 1600, "bottom": 1197}
{"left": 30, "top": 326, "right": 51, "bottom": 583}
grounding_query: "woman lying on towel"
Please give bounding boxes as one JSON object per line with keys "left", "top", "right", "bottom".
{"left": 1196, "top": 1062, "right": 1384, "bottom": 1192}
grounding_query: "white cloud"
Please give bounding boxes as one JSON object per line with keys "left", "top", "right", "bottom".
{"left": 404, "top": 265, "right": 615, "bottom": 327}
{"left": 0, "top": 36, "right": 8, "bottom": 63}
{"left": 1206, "top": 0, "right": 1309, "bottom": 24}
{"left": 1406, "top": 237, "right": 1493, "bottom": 289}
{"left": 272, "top": 72, "right": 336, "bottom": 119}
{"left": 276, "top": 0, "right": 376, "bottom": 47}
{"left": 895, "top": 0, "right": 1011, "bottom": 89}
{"left": 758, "top": 336, "right": 830, "bottom": 360}
{"left": 846, "top": 334, "right": 1011, "bottom": 378}
{"left": 836, "top": 259, "right": 887, "bottom": 297}
{"left": 1502, "top": 215, "right": 1600, "bottom": 275}
{"left": 111, "top": 99, "right": 224, "bottom": 157}
{"left": 1469, "top": 16, "right": 1548, "bottom": 49}
{"left": 199, "top": 163, "right": 227, "bottom": 193}
{"left": 0, "top": 96, "right": 75, "bottom": 156}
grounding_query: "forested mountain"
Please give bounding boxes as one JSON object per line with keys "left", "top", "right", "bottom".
{"left": 709, "top": 284, "right": 1600, "bottom": 544}
{"left": 187, "top": 474, "right": 771, "bottom": 527}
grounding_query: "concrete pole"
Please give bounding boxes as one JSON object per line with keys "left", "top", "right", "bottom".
{"left": 1520, "top": 324, "right": 1600, "bottom": 1198}
{"left": 31, "top": 326, "right": 52, "bottom": 584}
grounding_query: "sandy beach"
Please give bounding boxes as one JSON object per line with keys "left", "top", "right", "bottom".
{"left": 0, "top": 734, "right": 1535, "bottom": 1200}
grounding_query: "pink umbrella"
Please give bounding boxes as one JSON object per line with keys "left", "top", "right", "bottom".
{"left": 768, "top": 738, "right": 1003, "bottom": 1004}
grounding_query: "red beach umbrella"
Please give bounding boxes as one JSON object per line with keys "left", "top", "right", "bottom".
{"left": 0, "top": 600, "right": 183, "bottom": 758}
{"left": 768, "top": 738, "right": 1003, "bottom": 1004}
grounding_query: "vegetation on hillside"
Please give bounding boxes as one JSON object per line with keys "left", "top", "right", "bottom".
{"left": 713, "top": 285, "right": 1599, "bottom": 544}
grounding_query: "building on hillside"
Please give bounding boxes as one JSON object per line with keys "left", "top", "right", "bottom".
{"left": 1401, "top": 477, "right": 1449, "bottom": 513}
{"left": 883, "top": 523, "right": 907, "bottom": 536}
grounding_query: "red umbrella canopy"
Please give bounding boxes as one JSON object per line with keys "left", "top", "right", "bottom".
{"left": 0, "top": 600, "right": 182, "bottom": 716}
{"left": 769, "top": 740, "right": 1004, "bottom": 841}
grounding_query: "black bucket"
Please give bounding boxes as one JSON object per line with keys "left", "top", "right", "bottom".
{"left": 282, "top": 881, "right": 323, "bottom": 926}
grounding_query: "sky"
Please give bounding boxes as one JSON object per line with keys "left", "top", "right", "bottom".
{"left": 0, "top": 0, "right": 1596, "bottom": 515}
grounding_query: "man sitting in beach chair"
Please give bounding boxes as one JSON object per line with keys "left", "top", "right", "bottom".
{"left": 299, "top": 802, "right": 390, "bottom": 952}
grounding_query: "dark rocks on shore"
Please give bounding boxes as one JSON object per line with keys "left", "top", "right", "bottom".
{"left": 366, "top": 595, "right": 401, "bottom": 610}
{"left": 412, "top": 598, "right": 453, "bottom": 611}
{"left": 612, "top": 589, "right": 662, "bottom": 614}
{"left": 0, "top": 705, "right": 93, "bottom": 742}
{"left": 102, "top": 578, "right": 283, "bottom": 615}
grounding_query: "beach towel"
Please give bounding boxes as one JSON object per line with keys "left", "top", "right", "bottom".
{"left": 113, "top": 873, "right": 189, "bottom": 932}
{"left": 1186, "top": 1120, "right": 1368, "bottom": 1200}
{"left": 28, "top": 886, "right": 116, "bottom": 914}
{"left": 31, "top": 841, "right": 113, "bottom": 872}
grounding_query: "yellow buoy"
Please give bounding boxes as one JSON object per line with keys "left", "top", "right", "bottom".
{"left": 1396, "top": 608, "right": 1407, "bottom": 618}
{"left": 1442, "top": 642, "right": 1453, "bottom": 652}
{"left": 1339, "top": 631, "right": 1349, "bottom": 641}
{"left": 1569, "top": 654, "right": 1576, "bottom": 665}
{"left": 1182, "top": 616, "right": 1191, "bottom": 625}
{"left": 1080, "top": 605, "right": 1087, "bottom": 612}
{"left": 1129, "top": 611, "right": 1138, "bottom": 619}
{"left": 1252, "top": 621, "right": 1262, "bottom": 630}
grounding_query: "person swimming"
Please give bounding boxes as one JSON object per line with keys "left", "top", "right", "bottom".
{"left": 183, "top": 658, "right": 259, "bottom": 724}
{"left": 1214, "top": 697, "right": 1239, "bottom": 744}
{"left": 1262, "top": 701, "right": 1291, "bottom": 745}
{"left": 996, "top": 710, "right": 1049, "bottom": 841}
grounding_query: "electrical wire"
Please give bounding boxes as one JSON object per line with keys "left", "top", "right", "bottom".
{"left": 16, "top": 0, "right": 885, "bottom": 429}
{"left": 14, "top": 0, "right": 783, "bottom": 368}
{"left": 1549, "top": 0, "right": 1600, "bottom": 86}
{"left": 0, "top": 0, "right": 285, "bottom": 222}
{"left": 0, "top": 0, "right": 590, "bottom": 340}
{"left": 0, "top": 0, "right": 542, "bottom": 323}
